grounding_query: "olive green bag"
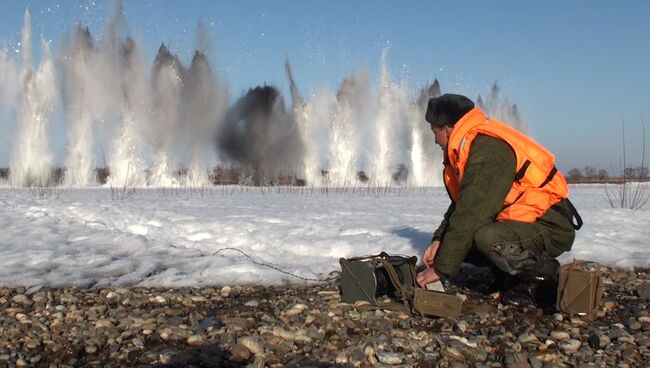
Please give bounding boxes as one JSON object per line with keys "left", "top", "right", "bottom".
{"left": 339, "top": 252, "right": 463, "bottom": 319}
{"left": 556, "top": 260, "right": 605, "bottom": 319}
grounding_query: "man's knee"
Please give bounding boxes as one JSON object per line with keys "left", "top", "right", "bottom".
{"left": 473, "top": 225, "right": 537, "bottom": 276}
{"left": 473, "top": 225, "right": 504, "bottom": 256}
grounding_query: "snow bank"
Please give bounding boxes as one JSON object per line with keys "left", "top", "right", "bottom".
{"left": 0, "top": 185, "right": 647, "bottom": 288}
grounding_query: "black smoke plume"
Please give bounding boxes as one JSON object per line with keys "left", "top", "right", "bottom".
{"left": 217, "top": 86, "right": 304, "bottom": 184}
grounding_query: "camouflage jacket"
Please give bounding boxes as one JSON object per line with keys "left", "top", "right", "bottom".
{"left": 433, "top": 135, "right": 516, "bottom": 276}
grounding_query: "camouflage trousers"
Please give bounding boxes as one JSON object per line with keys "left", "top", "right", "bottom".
{"left": 467, "top": 199, "right": 576, "bottom": 283}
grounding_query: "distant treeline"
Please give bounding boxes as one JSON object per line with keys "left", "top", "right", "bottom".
{"left": 565, "top": 166, "right": 649, "bottom": 184}
{"left": 2, "top": 165, "right": 648, "bottom": 186}
{"left": 0, "top": 166, "right": 306, "bottom": 186}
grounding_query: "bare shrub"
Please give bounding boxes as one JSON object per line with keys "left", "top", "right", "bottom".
{"left": 597, "top": 169, "right": 609, "bottom": 181}
{"left": 28, "top": 185, "right": 62, "bottom": 200}
{"left": 605, "top": 117, "right": 649, "bottom": 209}
{"left": 583, "top": 166, "right": 597, "bottom": 180}
{"left": 101, "top": 148, "right": 138, "bottom": 201}
{"left": 567, "top": 168, "right": 583, "bottom": 182}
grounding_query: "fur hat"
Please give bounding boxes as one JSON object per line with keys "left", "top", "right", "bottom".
{"left": 425, "top": 94, "right": 475, "bottom": 127}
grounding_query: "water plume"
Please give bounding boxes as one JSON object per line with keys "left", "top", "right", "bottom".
{"left": 0, "top": 49, "right": 18, "bottom": 108}
{"left": 10, "top": 9, "right": 57, "bottom": 187}
{"left": 61, "top": 25, "right": 103, "bottom": 186}
{"left": 148, "top": 44, "right": 185, "bottom": 186}
{"left": 107, "top": 37, "right": 149, "bottom": 188}
{"left": 285, "top": 56, "right": 304, "bottom": 108}
{"left": 0, "top": 48, "right": 19, "bottom": 177}
{"left": 182, "top": 50, "right": 227, "bottom": 185}
{"left": 477, "top": 82, "right": 524, "bottom": 131}
{"left": 410, "top": 79, "right": 442, "bottom": 186}
{"left": 286, "top": 57, "right": 340, "bottom": 186}
{"left": 369, "top": 50, "right": 411, "bottom": 185}
{"left": 328, "top": 69, "right": 372, "bottom": 185}
{"left": 297, "top": 53, "right": 440, "bottom": 187}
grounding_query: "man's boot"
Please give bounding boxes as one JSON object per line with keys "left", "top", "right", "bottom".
{"left": 502, "top": 282, "right": 538, "bottom": 306}
{"left": 502, "top": 259, "right": 560, "bottom": 308}
{"left": 488, "top": 266, "right": 520, "bottom": 293}
{"left": 533, "top": 260, "right": 560, "bottom": 309}
{"left": 482, "top": 241, "right": 560, "bottom": 308}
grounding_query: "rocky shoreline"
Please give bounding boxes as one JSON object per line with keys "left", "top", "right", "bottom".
{"left": 1, "top": 267, "right": 649, "bottom": 368}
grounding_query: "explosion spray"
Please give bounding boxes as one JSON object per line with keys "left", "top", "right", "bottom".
{"left": 10, "top": 9, "right": 57, "bottom": 187}
{"left": 2, "top": 4, "right": 523, "bottom": 188}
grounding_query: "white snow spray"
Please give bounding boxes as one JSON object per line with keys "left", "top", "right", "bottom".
{"left": 291, "top": 52, "right": 441, "bottom": 188}
{"left": 1, "top": 4, "right": 521, "bottom": 188}
{"left": 9, "top": 9, "right": 57, "bottom": 187}
{"left": 61, "top": 25, "right": 105, "bottom": 186}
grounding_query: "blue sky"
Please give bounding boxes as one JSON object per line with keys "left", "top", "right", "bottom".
{"left": 1, "top": 0, "right": 649, "bottom": 173}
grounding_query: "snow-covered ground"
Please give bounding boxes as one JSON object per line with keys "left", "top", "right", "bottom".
{"left": 0, "top": 184, "right": 648, "bottom": 288}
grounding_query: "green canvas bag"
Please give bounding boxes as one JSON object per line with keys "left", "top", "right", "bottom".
{"left": 556, "top": 260, "right": 605, "bottom": 319}
{"left": 339, "top": 252, "right": 463, "bottom": 319}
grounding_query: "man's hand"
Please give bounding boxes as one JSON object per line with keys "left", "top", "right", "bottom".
{"left": 416, "top": 267, "right": 441, "bottom": 288}
{"left": 422, "top": 240, "right": 441, "bottom": 268}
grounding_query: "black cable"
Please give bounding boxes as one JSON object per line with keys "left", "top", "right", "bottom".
{"left": 211, "top": 247, "right": 339, "bottom": 282}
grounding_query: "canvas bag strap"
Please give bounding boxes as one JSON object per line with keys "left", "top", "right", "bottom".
{"left": 378, "top": 252, "right": 419, "bottom": 283}
{"left": 345, "top": 253, "right": 384, "bottom": 262}
{"left": 376, "top": 257, "right": 414, "bottom": 314}
{"left": 349, "top": 254, "right": 414, "bottom": 315}
{"left": 346, "top": 252, "right": 416, "bottom": 263}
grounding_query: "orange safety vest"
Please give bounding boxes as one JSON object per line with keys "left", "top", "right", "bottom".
{"left": 443, "top": 108, "right": 568, "bottom": 223}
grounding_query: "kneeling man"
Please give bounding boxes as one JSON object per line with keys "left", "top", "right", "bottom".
{"left": 417, "top": 94, "right": 581, "bottom": 306}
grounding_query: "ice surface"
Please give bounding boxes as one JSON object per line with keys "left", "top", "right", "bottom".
{"left": 0, "top": 184, "right": 647, "bottom": 288}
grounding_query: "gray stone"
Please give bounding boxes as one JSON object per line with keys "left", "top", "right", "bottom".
{"left": 455, "top": 321, "right": 468, "bottom": 333}
{"left": 529, "top": 356, "right": 543, "bottom": 368}
{"left": 504, "top": 352, "right": 530, "bottom": 368}
{"left": 618, "top": 334, "right": 635, "bottom": 343}
{"left": 11, "top": 294, "right": 30, "bottom": 305}
{"left": 239, "top": 335, "right": 263, "bottom": 355}
{"left": 599, "top": 334, "right": 611, "bottom": 348}
{"left": 220, "top": 286, "right": 232, "bottom": 298}
{"left": 637, "top": 338, "right": 650, "bottom": 347}
{"left": 223, "top": 317, "right": 252, "bottom": 331}
{"left": 550, "top": 331, "right": 571, "bottom": 340}
{"left": 517, "top": 333, "right": 539, "bottom": 344}
{"left": 608, "top": 328, "right": 623, "bottom": 339}
{"left": 199, "top": 316, "right": 223, "bottom": 330}
{"left": 350, "top": 348, "right": 365, "bottom": 367}
{"left": 95, "top": 319, "right": 114, "bottom": 329}
{"left": 636, "top": 283, "right": 650, "bottom": 299}
{"left": 229, "top": 343, "right": 250, "bottom": 363}
{"left": 307, "top": 326, "right": 325, "bottom": 341}
{"left": 447, "top": 340, "right": 488, "bottom": 362}
{"left": 203, "top": 356, "right": 226, "bottom": 368}
{"left": 251, "top": 355, "right": 265, "bottom": 368}
{"left": 85, "top": 345, "right": 98, "bottom": 354}
{"left": 335, "top": 351, "right": 348, "bottom": 364}
{"left": 628, "top": 321, "right": 642, "bottom": 330}
{"left": 244, "top": 299, "right": 260, "bottom": 307}
{"left": 560, "top": 339, "right": 582, "bottom": 354}
{"left": 187, "top": 334, "right": 206, "bottom": 346}
{"left": 441, "top": 346, "right": 465, "bottom": 361}
{"left": 450, "top": 362, "right": 470, "bottom": 368}
{"left": 375, "top": 350, "right": 404, "bottom": 365}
